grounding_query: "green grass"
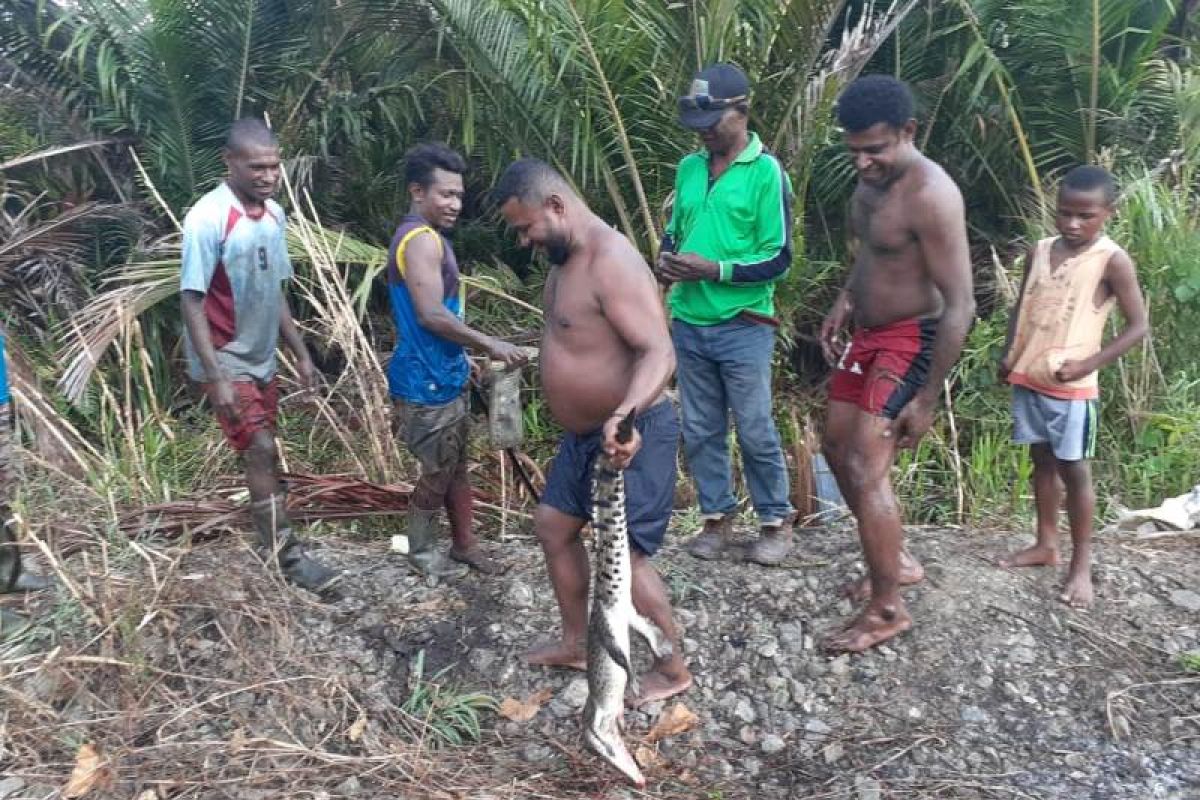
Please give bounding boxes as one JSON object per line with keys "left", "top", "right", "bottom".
{"left": 1179, "top": 651, "right": 1200, "bottom": 674}
{"left": 402, "top": 650, "right": 498, "bottom": 747}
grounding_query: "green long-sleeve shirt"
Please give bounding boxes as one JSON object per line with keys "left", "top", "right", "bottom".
{"left": 662, "top": 132, "right": 793, "bottom": 326}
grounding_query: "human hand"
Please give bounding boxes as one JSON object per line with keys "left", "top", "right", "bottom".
{"left": 487, "top": 339, "right": 530, "bottom": 369}
{"left": 997, "top": 355, "right": 1011, "bottom": 383}
{"left": 1054, "top": 359, "right": 1091, "bottom": 383}
{"left": 295, "top": 355, "right": 318, "bottom": 392}
{"left": 884, "top": 396, "right": 935, "bottom": 450}
{"left": 208, "top": 378, "right": 240, "bottom": 423}
{"left": 602, "top": 412, "right": 641, "bottom": 469}
{"left": 469, "top": 358, "right": 483, "bottom": 385}
{"left": 653, "top": 252, "right": 676, "bottom": 286}
{"left": 820, "top": 297, "right": 852, "bottom": 365}
{"left": 658, "top": 252, "right": 719, "bottom": 282}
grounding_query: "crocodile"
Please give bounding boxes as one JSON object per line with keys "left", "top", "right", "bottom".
{"left": 582, "top": 409, "right": 671, "bottom": 787}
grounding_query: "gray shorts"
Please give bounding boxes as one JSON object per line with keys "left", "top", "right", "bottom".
{"left": 1011, "top": 386, "right": 1097, "bottom": 462}
{"left": 393, "top": 394, "right": 469, "bottom": 476}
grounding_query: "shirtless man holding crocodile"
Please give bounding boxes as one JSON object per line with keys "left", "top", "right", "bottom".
{"left": 820, "top": 76, "right": 974, "bottom": 652}
{"left": 494, "top": 158, "right": 692, "bottom": 705}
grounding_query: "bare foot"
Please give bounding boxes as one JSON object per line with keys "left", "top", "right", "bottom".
{"left": 628, "top": 666, "right": 693, "bottom": 707}
{"left": 524, "top": 640, "right": 586, "bottom": 670}
{"left": 824, "top": 604, "right": 913, "bottom": 653}
{"left": 997, "top": 544, "right": 1059, "bottom": 569}
{"left": 841, "top": 553, "right": 925, "bottom": 602}
{"left": 449, "top": 546, "right": 504, "bottom": 575}
{"left": 1060, "top": 569, "right": 1093, "bottom": 608}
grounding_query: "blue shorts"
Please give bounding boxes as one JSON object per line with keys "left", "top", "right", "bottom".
{"left": 541, "top": 400, "right": 679, "bottom": 556}
{"left": 1012, "top": 386, "right": 1098, "bottom": 462}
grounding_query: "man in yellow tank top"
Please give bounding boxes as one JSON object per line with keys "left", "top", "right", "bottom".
{"left": 998, "top": 166, "right": 1148, "bottom": 607}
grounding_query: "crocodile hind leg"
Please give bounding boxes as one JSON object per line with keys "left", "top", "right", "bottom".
{"left": 629, "top": 612, "right": 673, "bottom": 660}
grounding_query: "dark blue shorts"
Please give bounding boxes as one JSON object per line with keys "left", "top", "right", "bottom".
{"left": 541, "top": 400, "right": 679, "bottom": 556}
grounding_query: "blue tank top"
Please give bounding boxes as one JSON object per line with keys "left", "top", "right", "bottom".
{"left": 386, "top": 215, "right": 469, "bottom": 405}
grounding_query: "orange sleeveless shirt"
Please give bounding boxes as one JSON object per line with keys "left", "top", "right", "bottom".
{"left": 1007, "top": 235, "right": 1117, "bottom": 400}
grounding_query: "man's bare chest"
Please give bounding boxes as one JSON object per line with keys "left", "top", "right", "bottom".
{"left": 851, "top": 191, "right": 916, "bottom": 256}
{"left": 544, "top": 269, "right": 603, "bottom": 341}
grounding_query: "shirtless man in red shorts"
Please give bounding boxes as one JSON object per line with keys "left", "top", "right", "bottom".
{"left": 819, "top": 76, "right": 974, "bottom": 652}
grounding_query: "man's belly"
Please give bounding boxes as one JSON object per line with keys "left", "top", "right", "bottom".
{"left": 540, "top": 340, "right": 633, "bottom": 434}
{"left": 851, "top": 280, "right": 943, "bottom": 329}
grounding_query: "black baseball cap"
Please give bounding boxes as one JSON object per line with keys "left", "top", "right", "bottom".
{"left": 677, "top": 63, "right": 750, "bottom": 130}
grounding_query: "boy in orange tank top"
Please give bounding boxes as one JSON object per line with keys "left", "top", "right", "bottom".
{"left": 998, "top": 166, "right": 1148, "bottom": 607}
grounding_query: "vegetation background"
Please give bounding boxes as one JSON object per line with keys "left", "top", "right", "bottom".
{"left": 1, "top": 0, "right": 1199, "bottom": 529}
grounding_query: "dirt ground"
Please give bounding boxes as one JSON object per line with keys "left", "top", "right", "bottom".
{"left": 1, "top": 511, "right": 1198, "bottom": 799}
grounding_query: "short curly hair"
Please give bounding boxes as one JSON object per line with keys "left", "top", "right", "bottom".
{"left": 1060, "top": 165, "right": 1117, "bottom": 205}
{"left": 404, "top": 143, "right": 467, "bottom": 189}
{"left": 835, "top": 75, "right": 915, "bottom": 133}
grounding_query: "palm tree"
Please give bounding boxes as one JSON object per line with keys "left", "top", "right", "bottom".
{"left": 427, "top": 0, "right": 916, "bottom": 257}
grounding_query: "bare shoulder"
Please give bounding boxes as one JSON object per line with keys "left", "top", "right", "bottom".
{"left": 909, "top": 157, "right": 964, "bottom": 214}
{"left": 590, "top": 225, "right": 654, "bottom": 282}
{"left": 1104, "top": 242, "right": 1137, "bottom": 276}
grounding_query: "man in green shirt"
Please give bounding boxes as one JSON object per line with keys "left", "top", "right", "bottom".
{"left": 658, "top": 63, "right": 795, "bottom": 565}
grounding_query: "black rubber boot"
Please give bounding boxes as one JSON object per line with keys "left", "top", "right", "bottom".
{"left": 406, "top": 508, "right": 467, "bottom": 582}
{"left": 249, "top": 495, "right": 340, "bottom": 593}
{"left": 0, "top": 504, "right": 48, "bottom": 593}
{"left": 0, "top": 504, "right": 19, "bottom": 592}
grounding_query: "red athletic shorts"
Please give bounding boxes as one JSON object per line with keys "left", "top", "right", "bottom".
{"left": 829, "top": 317, "right": 936, "bottom": 419}
{"left": 201, "top": 378, "right": 278, "bottom": 451}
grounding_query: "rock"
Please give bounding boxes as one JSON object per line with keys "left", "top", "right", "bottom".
{"left": 961, "top": 706, "right": 990, "bottom": 724}
{"left": 855, "top": 776, "right": 882, "bottom": 800}
{"left": 336, "top": 776, "right": 361, "bottom": 796}
{"left": 739, "top": 725, "right": 758, "bottom": 745}
{"left": 762, "top": 734, "right": 787, "bottom": 755}
{"left": 547, "top": 700, "right": 574, "bottom": 719}
{"left": 779, "top": 622, "right": 805, "bottom": 653}
{"left": 641, "top": 700, "right": 665, "bottom": 718}
{"left": 1010, "top": 646, "right": 1036, "bottom": 665}
{"left": 823, "top": 741, "right": 843, "bottom": 763}
{"left": 505, "top": 582, "right": 535, "bottom": 609}
{"left": 733, "top": 697, "right": 757, "bottom": 724}
{"left": 1169, "top": 590, "right": 1200, "bottom": 612}
{"left": 560, "top": 677, "right": 589, "bottom": 709}
{"left": 830, "top": 655, "right": 851, "bottom": 676}
{"left": 468, "top": 648, "right": 497, "bottom": 673}
{"left": 804, "top": 719, "right": 832, "bottom": 740}
{"left": 743, "top": 756, "right": 762, "bottom": 777}
{"left": 0, "top": 778, "right": 25, "bottom": 800}
{"left": 521, "top": 743, "right": 554, "bottom": 763}
{"left": 758, "top": 638, "right": 780, "bottom": 658}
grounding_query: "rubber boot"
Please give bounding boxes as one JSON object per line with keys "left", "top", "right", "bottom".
{"left": 249, "top": 495, "right": 340, "bottom": 592}
{"left": 0, "top": 504, "right": 18, "bottom": 592}
{"left": 0, "top": 607, "right": 31, "bottom": 641}
{"left": 406, "top": 508, "right": 467, "bottom": 581}
{"left": 0, "top": 503, "right": 49, "bottom": 593}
